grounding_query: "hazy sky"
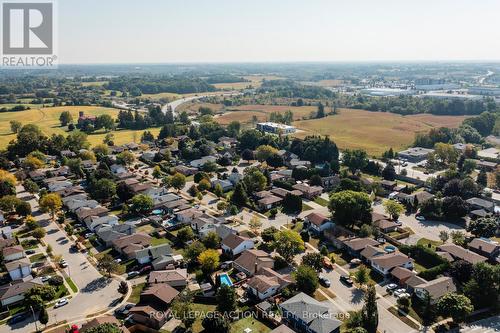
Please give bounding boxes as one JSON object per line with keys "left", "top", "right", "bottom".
{"left": 58, "top": 0, "right": 500, "bottom": 64}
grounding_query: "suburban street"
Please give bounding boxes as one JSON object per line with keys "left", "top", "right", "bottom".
{"left": 2, "top": 186, "right": 122, "bottom": 333}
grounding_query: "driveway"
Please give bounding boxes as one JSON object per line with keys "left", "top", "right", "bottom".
{"left": 2, "top": 187, "right": 121, "bottom": 333}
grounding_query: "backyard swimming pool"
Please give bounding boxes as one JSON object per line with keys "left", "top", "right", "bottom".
{"left": 220, "top": 273, "right": 233, "bottom": 287}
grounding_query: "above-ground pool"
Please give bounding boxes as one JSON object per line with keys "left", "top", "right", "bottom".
{"left": 152, "top": 209, "right": 163, "bottom": 215}
{"left": 385, "top": 245, "right": 396, "bottom": 253}
{"left": 220, "top": 273, "right": 233, "bottom": 287}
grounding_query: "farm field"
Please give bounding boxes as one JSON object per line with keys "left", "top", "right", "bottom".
{"left": 213, "top": 74, "right": 284, "bottom": 90}
{"left": 292, "top": 108, "right": 470, "bottom": 156}
{"left": 214, "top": 104, "right": 318, "bottom": 125}
{"left": 0, "top": 105, "right": 160, "bottom": 148}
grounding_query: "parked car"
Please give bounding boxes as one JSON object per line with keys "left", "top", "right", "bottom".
{"left": 127, "top": 271, "right": 139, "bottom": 279}
{"left": 25, "top": 249, "right": 36, "bottom": 255}
{"left": 8, "top": 313, "right": 28, "bottom": 324}
{"left": 350, "top": 258, "right": 362, "bottom": 266}
{"left": 139, "top": 265, "right": 152, "bottom": 274}
{"left": 114, "top": 258, "right": 122, "bottom": 264}
{"left": 54, "top": 298, "right": 69, "bottom": 308}
{"left": 340, "top": 275, "right": 353, "bottom": 286}
{"left": 41, "top": 275, "right": 51, "bottom": 283}
{"left": 322, "top": 257, "right": 334, "bottom": 270}
{"left": 396, "top": 292, "right": 411, "bottom": 299}
{"left": 386, "top": 283, "right": 398, "bottom": 292}
{"left": 114, "top": 303, "right": 135, "bottom": 318}
{"left": 393, "top": 288, "right": 407, "bottom": 297}
{"left": 319, "top": 276, "right": 331, "bottom": 287}
{"left": 60, "top": 262, "right": 68, "bottom": 268}
{"left": 415, "top": 215, "right": 426, "bottom": 221}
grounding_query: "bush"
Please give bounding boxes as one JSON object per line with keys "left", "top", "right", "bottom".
{"left": 273, "top": 256, "right": 288, "bottom": 270}
{"left": 400, "top": 244, "right": 447, "bottom": 268}
{"left": 300, "top": 230, "right": 310, "bottom": 242}
{"left": 48, "top": 275, "right": 63, "bottom": 286}
{"left": 418, "top": 262, "right": 450, "bottom": 280}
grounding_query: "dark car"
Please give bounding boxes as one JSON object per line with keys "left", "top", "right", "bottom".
{"left": 319, "top": 276, "right": 331, "bottom": 287}
{"left": 25, "top": 249, "right": 36, "bottom": 255}
{"left": 114, "top": 303, "right": 135, "bottom": 318}
{"left": 8, "top": 313, "right": 28, "bottom": 325}
{"left": 139, "top": 265, "right": 152, "bottom": 274}
{"left": 340, "top": 275, "right": 353, "bottom": 286}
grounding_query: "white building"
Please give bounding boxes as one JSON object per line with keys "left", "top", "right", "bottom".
{"left": 256, "top": 122, "right": 296, "bottom": 134}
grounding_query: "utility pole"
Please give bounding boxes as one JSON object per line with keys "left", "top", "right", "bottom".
{"left": 30, "top": 305, "right": 39, "bottom": 333}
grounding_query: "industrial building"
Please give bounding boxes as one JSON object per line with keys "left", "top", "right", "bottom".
{"left": 256, "top": 122, "right": 296, "bottom": 134}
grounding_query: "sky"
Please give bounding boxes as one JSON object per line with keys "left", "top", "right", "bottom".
{"left": 57, "top": 0, "right": 500, "bottom": 64}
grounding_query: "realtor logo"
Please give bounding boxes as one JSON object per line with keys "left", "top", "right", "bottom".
{"left": 1, "top": 1, "right": 57, "bottom": 67}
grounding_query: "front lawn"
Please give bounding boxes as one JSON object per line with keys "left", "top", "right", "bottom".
{"left": 29, "top": 253, "right": 46, "bottom": 263}
{"left": 191, "top": 302, "right": 216, "bottom": 333}
{"left": 314, "top": 196, "right": 329, "bottom": 207}
{"left": 128, "top": 283, "right": 145, "bottom": 303}
{"left": 416, "top": 238, "right": 442, "bottom": 251}
{"left": 151, "top": 237, "right": 171, "bottom": 246}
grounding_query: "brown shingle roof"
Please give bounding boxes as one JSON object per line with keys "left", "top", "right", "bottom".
{"left": 142, "top": 283, "right": 179, "bottom": 304}
{"left": 2, "top": 245, "right": 24, "bottom": 256}
{"left": 305, "top": 212, "right": 328, "bottom": 227}
{"left": 415, "top": 276, "right": 457, "bottom": 300}
{"left": 437, "top": 244, "right": 488, "bottom": 264}
{"left": 221, "top": 233, "right": 250, "bottom": 250}
{"left": 371, "top": 252, "right": 413, "bottom": 271}
{"left": 148, "top": 269, "right": 188, "bottom": 284}
{"left": 390, "top": 266, "right": 414, "bottom": 281}
{"left": 468, "top": 238, "right": 499, "bottom": 255}
{"left": 344, "top": 238, "right": 379, "bottom": 251}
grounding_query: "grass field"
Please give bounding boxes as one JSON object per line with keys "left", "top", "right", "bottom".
{"left": 292, "top": 108, "right": 470, "bottom": 156}
{"left": 0, "top": 105, "right": 161, "bottom": 148}
{"left": 213, "top": 75, "right": 284, "bottom": 90}
{"left": 215, "top": 104, "right": 317, "bottom": 125}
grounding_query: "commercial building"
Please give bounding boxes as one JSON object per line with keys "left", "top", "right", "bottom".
{"left": 256, "top": 122, "right": 296, "bottom": 134}
{"left": 398, "top": 147, "right": 434, "bottom": 162}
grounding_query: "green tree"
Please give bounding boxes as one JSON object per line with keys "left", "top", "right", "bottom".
{"left": 184, "top": 241, "right": 206, "bottom": 263}
{"left": 361, "top": 284, "right": 378, "bottom": 333}
{"left": 477, "top": 169, "right": 487, "bottom": 187}
{"left": 171, "top": 298, "right": 196, "bottom": 329}
{"left": 255, "top": 145, "right": 279, "bottom": 162}
{"left": 130, "top": 194, "right": 153, "bottom": 215}
{"left": 197, "top": 178, "right": 211, "bottom": 192}
{"left": 439, "top": 230, "right": 449, "bottom": 243}
{"left": 354, "top": 265, "right": 369, "bottom": 286}
{"left": 343, "top": 149, "right": 368, "bottom": 174}
{"left": 97, "top": 253, "right": 120, "bottom": 277}
{"left": 213, "top": 183, "right": 224, "bottom": 197}
{"left": 23, "top": 179, "right": 39, "bottom": 194}
{"left": 39, "top": 307, "right": 49, "bottom": 326}
{"left": 216, "top": 284, "right": 237, "bottom": 313}
{"left": 171, "top": 172, "right": 186, "bottom": 191}
{"left": 467, "top": 217, "right": 499, "bottom": 238}
{"left": 32, "top": 227, "right": 46, "bottom": 241}
{"left": 274, "top": 229, "right": 305, "bottom": 261}
{"left": 59, "top": 111, "right": 73, "bottom": 126}
{"left": 92, "top": 178, "right": 116, "bottom": 202}
{"left": 202, "top": 316, "right": 230, "bottom": 333}
{"left": 203, "top": 231, "right": 220, "bottom": 249}
{"left": 230, "top": 182, "right": 248, "bottom": 207}
{"left": 301, "top": 252, "right": 323, "bottom": 272}
{"left": 383, "top": 199, "right": 404, "bottom": 219}
{"left": 10, "top": 120, "right": 22, "bottom": 133}
{"left": 282, "top": 193, "right": 303, "bottom": 214}
{"left": 117, "top": 281, "right": 129, "bottom": 295}
{"left": 382, "top": 163, "right": 397, "bottom": 181}
{"left": 177, "top": 226, "right": 194, "bottom": 243}
{"left": 397, "top": 296, "right": 411, "bottom": 312}
{"left": 116, "top": 151, "right": 135, "bottom": 165}
{"left": 294, "top": 265, "right": 319, "bottom": 295}
{"left": 329, "top": 190, "right": 372, "bottom": 228}
{"left": 436, "top": 293, "right": 473, "bottom": 323}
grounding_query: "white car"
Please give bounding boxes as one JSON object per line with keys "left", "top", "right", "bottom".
{"left": 114, "top": 258, "right": 122, "bottom": 264}
{"left": 54, "top": 298, "right": 68, "bottom": 308}
{"left": 396, "top": 292, "right": 411, "bottom": 299}
{"left": 393, "top": 288, "right": 407, "bottom": 297}
{"left": 415, "top": 215, "right": 425, "bottom": 221}
{"left": 386, "top": 283, "right": 398, "bottom": 292}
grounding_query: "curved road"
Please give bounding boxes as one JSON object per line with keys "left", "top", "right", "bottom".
{"left": 161, "top": 91, "right": 242, "bottom": 116}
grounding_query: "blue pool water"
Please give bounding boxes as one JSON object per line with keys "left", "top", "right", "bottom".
{"left": 385, "top": 245, "right": 396, "bottom": 253}
{"left": 220, "top": 273, "right": 233, "bottom": 287}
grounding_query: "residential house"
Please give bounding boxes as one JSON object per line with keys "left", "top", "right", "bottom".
{"left": 5, "top": 258, "right": 31, "bottom": 280}
{"left": 211, "top": 178, "right": 233, "bottom": 192}
{"left": 0, "top": 279, "right": 44, "bottom": 307}
{"left": 233, "top": 249, "right": 274, "bottom": 277}
{"left": 190, "top": 155, "right": 217, "bottom": 168}
{"left": 176, "top": 208, "right": 204, "bottom": 224}
{"left": 257, "top": 194, "right": 283, "bottom": 211}
{"left": 437, "top": 244, "right": 487, "bottom": 265}
{"left": 247, "top": 267, "right": 292, "bottom": 300}
{"left": 280, "top": 292, "right": 341, "bottom": 333}
{"left": 75, "top": 206, "right": 109, "bottom": 222}
{"left": 110, "top": 164, "right": 127, "bottom": 174}
{"left": 96, "top": 223, "right": 135, "bottom": 247}
{"left": 270, "top": 325, "right": 296, "bottom": 333}
{"left": 360, "top": 245, "right": 385, "bottom": 264}
{"left": 2, "top": 245, "right": 25, "bottom": 262}
{"left": 135, "top": 243, "right": 172, "bottom": 265}
{"left": 321, "top": 175, "right": 341, "bottom": 190}
{"left": 85, "top": 215, "right": 119, "bottom": 231}
{"left": 80, "top": 316, "right": 130, "bottom": 333}
{"left": 370, "top": 252, "right": 414, "bottom": 276}
{"left": 174, "top": 165, "right": 197, "bottom": 176}
{"left": 414, "top": 276, "right": 457, "bottom": 304}
{"left": 221, "top": 234, "right": 254, "bottom": 256}
{"left": 390, "top": 266, "right": 415, "bottom": 285}
{"left": 28, "top": 170, "right": 46, "bottom": 181}
{"left": 466, "top": 197, "right": 495, "bottom": 212}
{"left": 467, "top": 238, "right": 500, "bottom": 262}
{"left": 130, "top": 284, "right": 179, "bottom": 329}
{"left": 304, "top": 212, "right": 334, "bottom": 234}
{"left": 343, "top": 238, "right": 380, "bottom": 258}
{"left": 148, "top": 269, "right": 188, "bottom": 288}
{"left": 292, "top": 183, "right": 323, "bottom": 199}
{"left": 112, "top": 233, "right": 152, "bottom": 259}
